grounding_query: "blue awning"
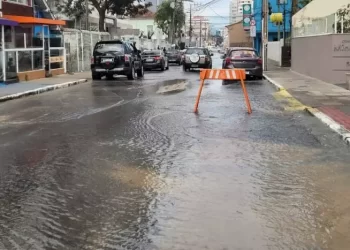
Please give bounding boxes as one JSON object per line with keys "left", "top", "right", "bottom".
{"left": 0, "top": 18, "right": 18, "bottom": 26}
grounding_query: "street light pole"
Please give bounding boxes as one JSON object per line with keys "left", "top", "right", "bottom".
{"left": 189, "top": 4, "right": 192, "bottom": 45}
{"left": 171, "top": 0, "right": 177, "bottom": 44}
{"left": 85, "top": 0, "right": 89, "bottom": 30}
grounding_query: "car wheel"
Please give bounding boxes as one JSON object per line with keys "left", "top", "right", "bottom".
{"left": 92, "top": 73, "right": 101, "bottom": 80}
{"left": 137, "top": 63, "right": 144, "bottom": 77}
{"left": 106, "top": 74, "right": 114, "bottom": 80}
{"left": 166, "top": 61, "right": 169, "bottom": 70}
{"left": 183, "top": 65, "right": 188, "bottom": 72}
{"left": 127, "top": 64, "right": 136, "bottom": 80}
{"left": 222, "top": 80, "right": 229, "bottom": 85}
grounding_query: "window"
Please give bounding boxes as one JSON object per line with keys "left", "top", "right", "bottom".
{"left": 142, "top": 50, "right": 160, "bottom": 56}
{"left": 185, "top": 48, "right": 205, "bottom": 55}
{"left": 7, "top": 0, "right": 31, "bottom": 6}
{"left": 94, "top": 42, "right": 124, "bottom": 54}
{"left": 18, "top": 51, "right": 32, "bottom": 72}
{"left": 229, "top": 50, "right": 258, "bottom": 59}
{"left": 5, "top": 52, "right": 16, "bottom": 80}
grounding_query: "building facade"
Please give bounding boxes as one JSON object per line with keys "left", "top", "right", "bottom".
{"left": 0, "top": 0, "right": 66, "bottom": 83}
{"left": 253, "top": 0, "right": 291, "bottom": 55}
{"left": 230, "top": 0, "right": 253, "bottom": 24}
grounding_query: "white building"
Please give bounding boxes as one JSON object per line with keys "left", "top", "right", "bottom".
{"left": 185, "top": 16, "right": 210, "bottom": 47}
{"left": 229, "top": 0, "right": 253, "bottom": 24}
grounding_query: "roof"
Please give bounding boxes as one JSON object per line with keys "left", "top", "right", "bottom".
{"left": 225, "top": 20, "right": 243, "bottom": 28}
{"left": 4, "top": 15, "right": 66, "bottom": 25}
{"left": 133, "top": 11, "right": 155, "bottom": 18}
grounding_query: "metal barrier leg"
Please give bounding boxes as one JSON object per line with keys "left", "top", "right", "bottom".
{"left": 194, "top": 79, "right": 205, "bottom": 113}
{"left": 239, "top": 75, "right": 252, "bottom": 114}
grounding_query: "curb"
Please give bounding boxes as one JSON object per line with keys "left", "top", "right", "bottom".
{"left": 0, "top": 79, "right": 88, "bottom": 103}
{"left": 305, "top": 107, "right": 350, "bottom": 145}
{"left": 263, "top": 74, "right": 285, "bottom": 91}
{"left": 263, "top": 73, "right": 350, "bottom": 146}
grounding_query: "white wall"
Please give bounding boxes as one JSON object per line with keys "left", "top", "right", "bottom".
{"left": 267, "top": 39, "right": 283, "bottom": 66}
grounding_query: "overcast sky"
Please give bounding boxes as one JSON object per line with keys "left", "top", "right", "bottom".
{"left": 184, "top": 0, "right": 231, "bottom": 33}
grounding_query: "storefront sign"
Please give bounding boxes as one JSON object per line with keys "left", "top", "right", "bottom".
{"left": 242, "top": 4, "right": 252, "bottom": 31}
{"left": 49, "top": 56, "right": 64, "bottom": 63}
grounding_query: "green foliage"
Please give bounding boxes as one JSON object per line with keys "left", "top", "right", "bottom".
{"left": 57, "top": 0, "right": 91, "bottom": 20}
{"left": 336, "top": 4, "right": 350, "bottom": 33}
{"left": 58, "top": 0, "right": 152, "bottom": 31}
{"left": 299, "top": 0, "right": 313, "bottom": 7}
{"left": 154, "top": 0, "right": 185, "bottom": 38}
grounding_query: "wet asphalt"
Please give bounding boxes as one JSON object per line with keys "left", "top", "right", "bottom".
{"left": 1, "top": 54, "right": 350, "bottom": 250}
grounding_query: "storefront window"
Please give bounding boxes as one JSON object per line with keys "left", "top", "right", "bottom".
{"left": 49, "top": 30, "right": 63, "bottom": 48}
{"left": 0, "top": 27, "right": 3, "bottom": 82}
{"left": 7, "top": 0, "right": 31, "bottom": 6}
{"left": 33, "top": 51, "right": 43, "bottom": 70}
{"left": 5, "top": 52, "right": 17, "bottom": 80}
{"left": 18, "top": 51, "right": 32, "bottom": 72}
{"left": 5, "top": 26, "right": 14, "bottom": 49}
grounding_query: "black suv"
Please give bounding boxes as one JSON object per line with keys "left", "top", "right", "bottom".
{"left": 91, "top": 40, "right": 144, "bottom": 80}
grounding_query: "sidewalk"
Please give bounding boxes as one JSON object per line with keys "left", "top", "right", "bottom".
{"left": 0, "top": 72, "right": 90, "bottom": 102}
{"left": 264, "top": 60, "right": 350, "bottom": 145}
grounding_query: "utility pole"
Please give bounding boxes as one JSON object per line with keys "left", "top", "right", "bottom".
{"left": 283, "top": 0, "right": 286, "bottom": 46}
{"left": 291, "top": 0, "right": 298, "bottom": 38}
{"left": 189, "top": 4, "right": 192, "bottom": 46}
{"left": 170, "top": 0, "right": 177, "bottom": 44}
{"left": 262, "top": 0, "right": 268, "bottom": 71}
{"left": 199, "top": 18, "right": 202, "bottom": 47}
{"left": 277, "top": 0, "right": 280, "bottom": 41}
{"left": 85, "top": 0, "right": 89, "bottom": 30}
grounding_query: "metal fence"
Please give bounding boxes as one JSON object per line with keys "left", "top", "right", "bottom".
{"left": 293, "top": 13, "right": 337, "bottom": 37}
{"left": 63, "top": 29, "right": 111, "bottom": 73}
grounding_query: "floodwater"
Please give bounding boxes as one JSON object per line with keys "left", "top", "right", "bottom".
{"left": 0, "top": 54, "right": 350, "bottom": 250}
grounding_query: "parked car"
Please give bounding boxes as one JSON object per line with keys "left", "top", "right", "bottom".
{"left": 91, "top": 40, "right": 144, "bottom": 80}
{"left": 221, "top": 47, "right": 263, "bottom": 84}
{"left": 182, "top": 47, "right": 213, "bottom": 71}
{"left": 141, "top": 50, "right": 169, "bottom": 71}
{"left": 167, "top": 50, "right": 182, "bottom": 65}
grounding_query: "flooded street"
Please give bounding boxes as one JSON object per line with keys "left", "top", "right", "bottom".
{"left": 1, "top": 54, "right": 350, "bottom": 250}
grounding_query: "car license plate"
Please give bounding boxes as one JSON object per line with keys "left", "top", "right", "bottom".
{"left": 102, "top": 58, "right": 113, "bottom": 63}
{"left": 146, "top": 58, "right": 153, "bottom": 62}
{"left": 191, "top": 64, "right": 198, "bottom": 68}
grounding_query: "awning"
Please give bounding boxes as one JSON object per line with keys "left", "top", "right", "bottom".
{"left": 0, "top": 18, "right": 18, "bottom": 26}
{"left": 3, "top": 15, "right": 66, "bottom": 26}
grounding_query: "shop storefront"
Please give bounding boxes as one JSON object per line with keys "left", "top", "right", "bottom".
{"left": 1, "top": 15, "right": 66, "bottom": 83}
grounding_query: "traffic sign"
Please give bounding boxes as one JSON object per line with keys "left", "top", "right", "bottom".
{"left": 250, "top": 25, "right": 256, "bottom": 37}
{"left": 250, "top": 19, "right": 256, "bottom": 26}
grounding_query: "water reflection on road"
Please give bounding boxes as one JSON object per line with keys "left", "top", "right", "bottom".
{"left": 0, "top": 55, "right": 350, "bottom": 249}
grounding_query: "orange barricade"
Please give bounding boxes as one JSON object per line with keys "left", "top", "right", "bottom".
{"left": 194, "top": 69, "right": 252, "bottom": 114}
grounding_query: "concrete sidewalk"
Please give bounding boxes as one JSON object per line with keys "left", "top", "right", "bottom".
{"left": 264, "top": 61, "right": 350, "bottom": 145}
{"left": 0, "top": 72, "right": 90, "bottom": 102}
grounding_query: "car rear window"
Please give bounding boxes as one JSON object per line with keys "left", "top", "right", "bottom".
{"left": 186, "top": 48, "right": 205, "bottom": 55}
{"left": 142, "top": 51, "right": 160, "bottom": 56}
{"left": 230, "top": 50, "right": 258, "bottom": 59}
{"left": 95, "top": 43, "right": 124, "bottom": 53}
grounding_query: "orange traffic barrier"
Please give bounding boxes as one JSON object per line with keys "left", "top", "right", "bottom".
{"left": 194, "top": 69, "right": 252, "bottom": 114}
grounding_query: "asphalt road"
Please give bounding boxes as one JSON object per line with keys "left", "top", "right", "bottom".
{"left": 1, "top": 54, "right": 350, "bottom": 250}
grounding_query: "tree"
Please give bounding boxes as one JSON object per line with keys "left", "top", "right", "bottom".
{"left": 335, "top": 4, "right": 350, "bottom": 33}
{"left": 299, "top": 0, "right": 313, "bottom": 7}
{"left": 154, "top": 0, "right": 185, "bottom": 41}
{"left": 59, "top": 0, "right": 152, "bottom": 31}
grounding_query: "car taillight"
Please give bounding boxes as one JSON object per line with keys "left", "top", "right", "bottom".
{"left": 125, "top": 55, "right": 130, "bottom": 62}
{"left": 154, "top": 56, "right": 160, "bottom": 60}
{"left": 91, "top": 57, "right": 94, "bottom": 64}
{"left": 225, "top": 57, "right": 231, "bottom": 65}
{"left": 257, "top": 58, "right": 262, "bottom": 65}
{"left": 205, "top": 56, "right": 209, "bottom": 62}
